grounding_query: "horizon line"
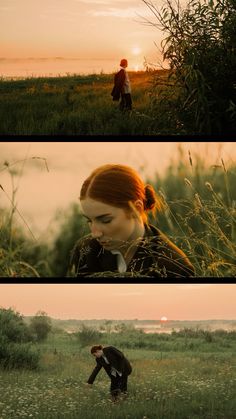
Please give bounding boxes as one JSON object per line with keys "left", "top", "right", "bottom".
{"left": 0, "top": 57, "right": 127, "bottom": 61}
{"left": 23, "top": 316, "right": 236, "bottom": 322}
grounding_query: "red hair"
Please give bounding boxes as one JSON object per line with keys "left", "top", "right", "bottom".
{"left": 80, "top": 164, "right": 161, "bottom": 223}
{"left": 91, "top": 345, "right": 103, "bottom": 354}
{"left": 120, "top": 58, "right": 128, "bottom": 67}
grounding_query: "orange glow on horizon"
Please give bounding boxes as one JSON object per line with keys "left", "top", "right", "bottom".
{"left": 0, "top": 284, "right": 236, "bottom": 321}
{"left": 0, "top": 0, "right": 160, "bottom": 65}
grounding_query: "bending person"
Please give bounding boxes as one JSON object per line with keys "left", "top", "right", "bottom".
{"left": 87, "top": 345, "right": 132, "bottom": 402}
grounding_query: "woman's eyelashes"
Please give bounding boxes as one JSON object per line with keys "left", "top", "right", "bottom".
{"left": 102, "top": 219, "right": 113, "bottom": 224}
{"left": 86, "top": 218, "right": 113, "bottom": 225}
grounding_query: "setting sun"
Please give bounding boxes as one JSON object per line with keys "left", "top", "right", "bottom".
{"left": 132, "top": 46, "right": 141, "bottom": 55}
{"left": 161, "top": 316, "right": 168, "bottom": 322}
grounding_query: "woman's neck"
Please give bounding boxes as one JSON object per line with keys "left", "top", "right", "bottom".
{"left": 120, "top": 221, "right": 145, "bottom": 264}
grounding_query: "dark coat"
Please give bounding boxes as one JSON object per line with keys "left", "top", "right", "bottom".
{"left": 68, "top": 224, "right": 195, "bottom": 278}
{"left": 111, "top": 69, "right": 125, "bottom": 101}
{"left": 87, "top": 346, "right": 132, "bottom": 384}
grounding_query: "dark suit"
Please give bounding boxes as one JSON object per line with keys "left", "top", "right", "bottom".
{"left": 87, "top": 346, "right": 132, "bottom": 395}
{"left": 68, "top": 223, "right": 195, "bottom": 278}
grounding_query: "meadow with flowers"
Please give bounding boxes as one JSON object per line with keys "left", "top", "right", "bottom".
{"left": 0, "top": 326, "right": 236, "bottom": 419}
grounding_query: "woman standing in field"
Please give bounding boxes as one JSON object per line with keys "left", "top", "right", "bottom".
{"left": 68, "top": 164, "right": 194, "bottom": 278}
{"left": 111, "top": 59, "right": 132, "bottom": 111}
{"left": 87, "top": 345, "right": 132, "bottom": 402}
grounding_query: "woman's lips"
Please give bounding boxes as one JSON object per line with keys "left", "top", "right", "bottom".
{"left": 99, "top": 241, "right": 113, "bottom": 247}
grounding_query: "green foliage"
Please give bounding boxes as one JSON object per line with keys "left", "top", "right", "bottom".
{"left": 0, "top": 308, "right": 32, "bottom": 343}
{"left": 148, "top": 147, "right": 236, "bottom": 277}
{"left": 0, "top": 73, "right": 156, "bottom": 135}
{"left": 49, "top": 203, "right": 89, "bottom": 277}
{"left": 143, "top": 0, "right": 236, "bottom": 134}
{"left": 0, "top": 340, "right": 40, "bottom": 370}
{"left": 0, "top": 160, "right": 51, "bottom": 278}
{"left": 74, "top": 325, "right": 102, "bottom": 348}
{"left": 0, "top": 206, "right": 50, "bottom": 277}
{"left": 1, "top": 329, "right": 236, "bottom": 417}
{"left": 100, "top": 327, "right": 236, "bottom": 351}
{"left": 0, "top": 308, "right": 40, "bottom": 370}
{"left": 113, "top": 322, "right": 136, "bottom": 333}
{"left": 30, "top": 311, "right": 52, "bottom": 342}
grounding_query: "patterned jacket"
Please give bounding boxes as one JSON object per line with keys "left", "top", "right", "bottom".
{"left": 68, "top": 224, "right": 195, "bottom": 278}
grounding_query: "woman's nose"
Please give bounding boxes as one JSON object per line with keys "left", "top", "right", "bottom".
{"left": 90, "top": 224, "right": 103, "bottom": 238}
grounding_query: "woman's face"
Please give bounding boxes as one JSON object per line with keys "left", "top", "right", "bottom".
{"left": 80, "top": 197, "right": 141, "bottom": 251}
{"left": 92, "top": 349, "right": 103, "bottom": 358}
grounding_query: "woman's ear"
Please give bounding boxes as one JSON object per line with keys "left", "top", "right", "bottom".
{"left": 128, "top": 200, "right": 143, "bottom": 219}
{"left": 134, "top": 199, "right": 144, "bottom": 213}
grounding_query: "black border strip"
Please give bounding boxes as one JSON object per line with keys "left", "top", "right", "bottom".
{"left": 0, "top": 278, "right": 235, "bottom": 284}
{"left": 1, "top": 135, "right": 236, "bottom": 141}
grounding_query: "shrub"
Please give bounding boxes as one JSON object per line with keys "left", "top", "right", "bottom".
{"left": 0, "top": 341, "right": 40, "bottom": 370}
{"left": 30, "top": 311, "right": 52, "bottom": 342}
{"left": 0, "top": 308, "right": 40, "bottom": 369}
{"left": 74, "top": 325, "right": 102, "bottom": 348}
{"left": 0, "top": 308, "right": 32, "bottom": 343}
{"left": 143, "top": 0, "right": 236, "bottom": 134}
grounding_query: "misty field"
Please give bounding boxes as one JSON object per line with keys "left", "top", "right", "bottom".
{"left": 1, "top": 330, "right": 236, "bottom": 419}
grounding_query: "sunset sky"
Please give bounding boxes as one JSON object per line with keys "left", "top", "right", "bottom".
{"left": 0, "top": 0, "right": 164, "bottom": 67}
{"left": 0, "top": 284, "right": 235, "bottom": 320}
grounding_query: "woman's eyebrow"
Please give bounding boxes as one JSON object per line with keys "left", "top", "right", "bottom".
{"left": 82, "top": 213, "right": 112, "bottom": 220}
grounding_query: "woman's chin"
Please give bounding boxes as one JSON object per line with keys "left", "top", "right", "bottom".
{"left": 99, "top": 240, "right": 123, "bottom": 251}
{"left": 100, "top": 241, "right": 113, "bottom": 249}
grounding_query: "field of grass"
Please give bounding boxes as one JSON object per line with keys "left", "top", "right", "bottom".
{"left": 0, "top": 331, "right": 236, "bottom": 418}
{"left": 0, "top": 70, "right": 178, "bottom": 135}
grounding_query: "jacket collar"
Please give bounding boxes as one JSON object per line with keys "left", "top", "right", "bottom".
{"left": 98, "top": 223, "right": 159, "bottom": 273}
